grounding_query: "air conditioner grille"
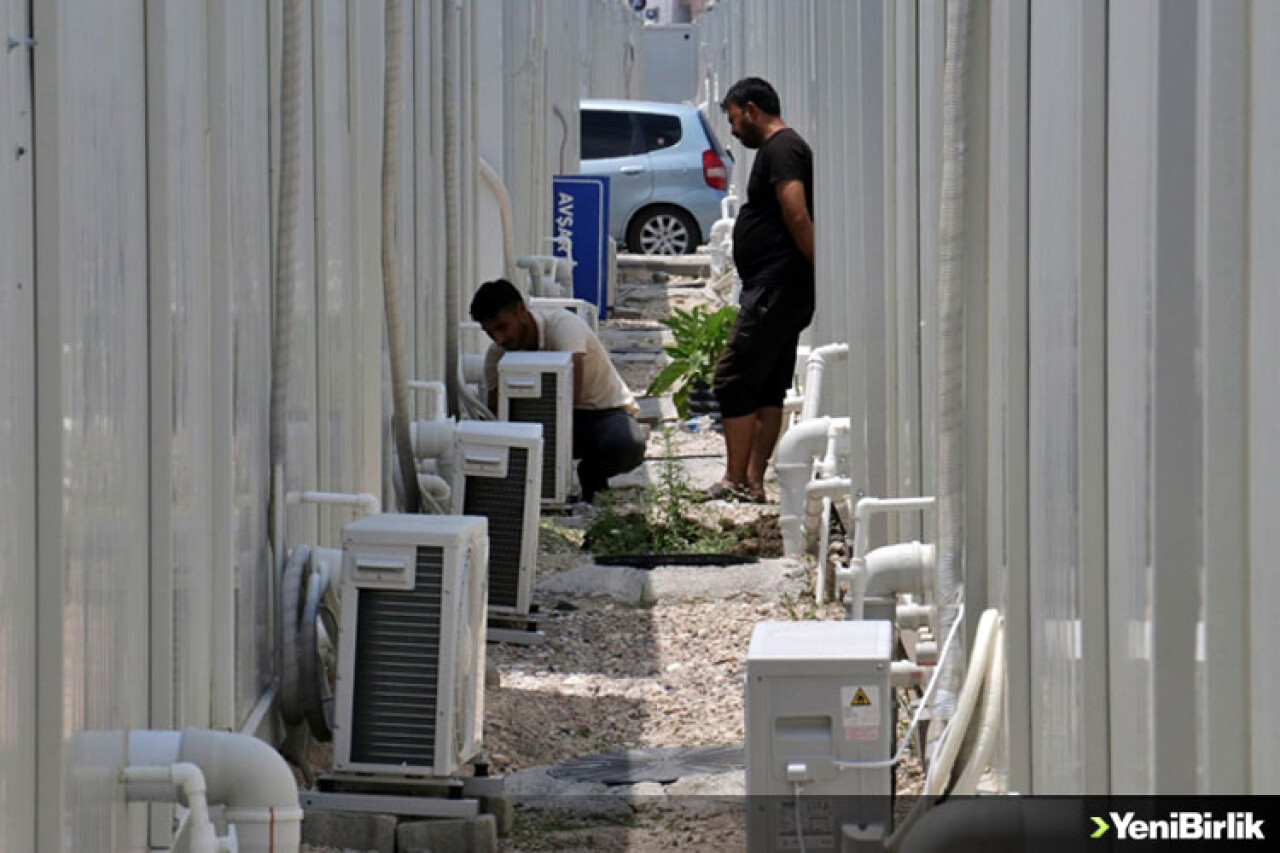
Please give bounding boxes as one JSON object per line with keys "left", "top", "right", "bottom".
{"left": 509, "top": 373, "right": 560, "bottom": 501}
{"left": 462, "top": 446, "right": 529, "bottom": 610}
{"left": 350, "top": 546, "right": 443, "bottom": 766}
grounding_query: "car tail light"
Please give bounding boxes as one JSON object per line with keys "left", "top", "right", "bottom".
{"left": 702, "top": 149, "right": 728, "bottom": 191}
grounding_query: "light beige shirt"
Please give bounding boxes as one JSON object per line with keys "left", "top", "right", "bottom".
{"left": 484, "top": 307, "right": 637, "bottom": 413}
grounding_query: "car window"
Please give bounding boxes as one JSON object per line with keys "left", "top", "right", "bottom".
{"left": 635, "top": 113, "right": 682, "bottom": 154}
{"left": 581, "top": 110, "right": 634, "bottom": 160}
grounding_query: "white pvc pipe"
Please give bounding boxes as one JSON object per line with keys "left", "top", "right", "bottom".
{"left": 122, "top": 762, "right": 220, "bottom": 853}
{"left": 800, "top": 342, "right": 850, "bottom": 421}
{"left": 408, "top": 380, "right": 448, "bottom": 421}
{"left": 127, "top": 730, "right": 301, "bottom": 853}
{"left": 897, "top": 602, "right": 933, "bottom": 630}
{"left": 852, "top": 496, "right": 938, "bottom": 562}
{"left": 719, "top": 193, "right": 739, "bottom": 220}
{"left": 951, "top": 622, "right": 1006, "bottom": 794}
{"left": 844, "top": 541, "right": 934, "bottom": 620}
{"left": 285, "top": 490, "right": 380, "bottom": 516}
{"left": 478, "top": 155, "right": 517, "bottom": 284}
{"left": 890, "top": 661, "right": 935, "bottom": 689}
{"left": 410, "top": 417, "right": 457, "bottom": 460}
{"left": 777, "top": 416, "right": 846, "bottom": 556}
{"left": 924, "top": 607, "right": 999, "bottom": 796}
{"left": 418, "top": 473, "right": 451, "bottom": 505}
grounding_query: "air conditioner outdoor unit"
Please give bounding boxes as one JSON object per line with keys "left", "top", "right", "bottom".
{"left": 746, "top": 620, "right": 894, "bottom": 850}
{"left": 450, "top": 420, "right": 543, "bottom": 617}
{"left": 333, "top": 513, "right": 489, "bottom": 778}
{"left": 527, "top": 297, "right": 600, "bottom": 332}
{"left": 498, "top": 351, "right": 574, "bottom": 506}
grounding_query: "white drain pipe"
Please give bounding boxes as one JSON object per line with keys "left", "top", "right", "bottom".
{"left": 285, "top": 490, "right": 380, "bottom": 516}
{"left": 924, "top": 608, "right": 1000, "bottom": 797}
{"left": 799, "top": 342, "right": 850, "bottom": 422}
{"left": 126, "top": 730, "right": 301, "bottom": 853}
{"left": 776, "top": 416, "right": 848, "bottom": 556}
{"left": 478, "top": 155, "right": 517, "bottom": 284}
{"left": 842, "top": 541, "right": 936, "bottom": 620}
{"left": 122, "top": 763, "right": 221, "bottom": 853}
{"left": 409, "top": 380, "right": 449, "bottom": 422}
{"left": 409, "top": 418, "right": 459, "bottom": 509}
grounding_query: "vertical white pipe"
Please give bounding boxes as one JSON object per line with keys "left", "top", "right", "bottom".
{"left": 381, "top": 0, "right": 421, "bottom": 514}
{"left": 934, "top": 0, "right": 973, "bottom": 718}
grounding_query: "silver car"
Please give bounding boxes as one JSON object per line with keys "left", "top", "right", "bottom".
{"left": 579, "top": 99, "right": 733, "bottom": 255}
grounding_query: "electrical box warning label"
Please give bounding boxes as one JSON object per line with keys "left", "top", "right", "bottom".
{"left": 841, "top": 685, "right": 880, "bottom": 741}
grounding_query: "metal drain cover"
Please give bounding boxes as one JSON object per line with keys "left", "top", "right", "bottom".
{"left": 546, "top": 745, "right": 745, "bottom": 785}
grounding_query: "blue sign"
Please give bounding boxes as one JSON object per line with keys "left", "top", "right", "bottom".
{"left": 552, "top": 175, "right": 610, "bottom": 320}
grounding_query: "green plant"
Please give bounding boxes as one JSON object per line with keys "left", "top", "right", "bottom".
{"left": 646, "top": 304, "right": 738, "bottom": 418}
{"left": 584, "top": 428, "right": 739, "bottom": 556}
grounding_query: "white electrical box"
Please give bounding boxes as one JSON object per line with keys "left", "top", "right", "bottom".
{"left": 334, "top": 513, "right": 489, "bottom": 778}
{"left": 746, "top": 621, "right": 894, "bottom": 849}
{"left": 498, "top": 351, "right": 574, "bottom": 506}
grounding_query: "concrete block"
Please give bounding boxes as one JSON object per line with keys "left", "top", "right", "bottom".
{"left": 479, "top": 792, "right": 515, "bottom": 836}
{"left": 300, "top": 809, "right": 397, "bottom": 853}
{"left": 397, "top": 813, "right": 497, "bottom": 853}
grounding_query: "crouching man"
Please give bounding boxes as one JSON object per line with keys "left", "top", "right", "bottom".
{"left": 470, "top": 279, "right": 646, "bottom": 503}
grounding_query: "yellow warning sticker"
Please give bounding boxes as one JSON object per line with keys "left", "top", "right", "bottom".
{"left": 841, "top": 685, "right": 880, "bottom": 740}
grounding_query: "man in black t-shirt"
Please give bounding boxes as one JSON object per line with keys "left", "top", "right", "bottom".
{"left": 710, "top": 77, "right": 814, "bottom": 503}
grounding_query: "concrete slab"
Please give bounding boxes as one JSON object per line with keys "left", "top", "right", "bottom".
{"left": 397, "top": 814, "right": 498, "bottom": 853}
{"left": 535, "top": 558, "right": 803, "bottom": 607}
{"left": 635, "top": 395, "right": 679, "bottom": 426}
{"left": 616, "top": 253, "right": 712, "bottom": 277}
{"left": 599, "top": 327, "right": 673, "bottom": 349}
{"left": 299, "top": 810, "right": 397, "bottom": 853}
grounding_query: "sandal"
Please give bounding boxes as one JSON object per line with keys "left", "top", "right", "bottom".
{"left": 706, "top": 480, "right": 746, "bottom": 502}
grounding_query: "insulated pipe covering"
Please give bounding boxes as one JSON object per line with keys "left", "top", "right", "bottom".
{"left": 933, "top": 0, "right": 974, "bottom": 719}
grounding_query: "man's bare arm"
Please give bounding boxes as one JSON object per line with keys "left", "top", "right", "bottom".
{"left": 776, "top": 178, "right": 814, "bottom": 265}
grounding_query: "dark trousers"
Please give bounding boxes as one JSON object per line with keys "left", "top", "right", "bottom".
{"left": 572, "top": 407, "right": 647, "bottom": 501}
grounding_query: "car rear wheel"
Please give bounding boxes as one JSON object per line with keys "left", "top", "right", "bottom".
{"left": 627, "top": 205, "right": 700, "bottom": 255}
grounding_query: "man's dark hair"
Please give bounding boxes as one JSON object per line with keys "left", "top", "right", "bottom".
{"left": 469, "top": 278, "right": 523, "bottom": 323}
{"left": 720, "top": 77, "right": 781, "bottom": 117}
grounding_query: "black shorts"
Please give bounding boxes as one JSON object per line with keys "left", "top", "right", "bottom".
{"left": 712, "top": 304, "right": 806, "bottom": 419}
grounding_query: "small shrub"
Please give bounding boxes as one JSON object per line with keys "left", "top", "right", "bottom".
{"left": 583, "top": 428, "right": 738, "bottom": 556}
{"left": 646, "top": 304, "right": 738, "bottom": 419}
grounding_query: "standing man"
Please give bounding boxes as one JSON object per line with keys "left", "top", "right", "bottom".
{"left": 470, "top": 279, "right": 647, "bottom": 503}
{"left": 711, "top": 77, "right": 815, "bottom": 502}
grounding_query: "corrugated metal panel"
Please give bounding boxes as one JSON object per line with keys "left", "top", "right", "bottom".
{"left": 0, "top": 0, "right": 36, "bottom": 845}
{"left": 146, "top": 0, "right": 214, "bottom": 732}
{"left": 34, "top": 2, "right": 151, "bottom": 848}
{"left": 1104, "top": 0, "right": 1158, "bottom": 794}
{"left": 1248, "top": 0, "right": 1280, "bottom": 795}
{"left": 206, "top": 1, "right": 275, "bottom": 727}
{"left": 1194, "top": 0, "right": 1249, "bottom": 796}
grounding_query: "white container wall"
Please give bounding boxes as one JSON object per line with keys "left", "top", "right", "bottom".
{"left": 703, "top": 0, "right": 1280, "bottom": 795}
{"left": 0, "top": 0, "right": 36, "bottom": 847}
{"left": 12, "top": 1, "right": 645, "bottom": 848}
